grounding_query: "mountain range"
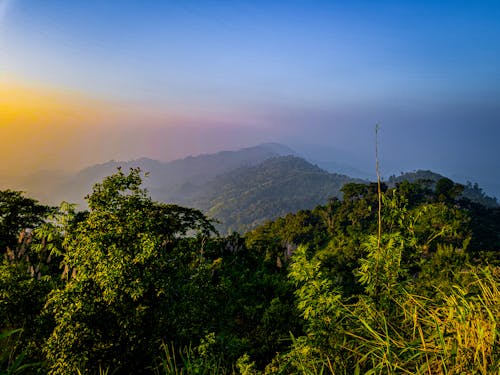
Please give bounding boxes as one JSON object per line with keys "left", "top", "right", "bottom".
{"left": 1, "top": 143, "right": 497, "bottom": 234}
{"left": 4, "top": 143, "right": 294, "bottom": 206}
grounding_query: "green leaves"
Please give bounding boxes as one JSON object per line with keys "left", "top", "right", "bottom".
{"left": 357, "top": 233, "right": 406, "bottom": 299}
{"left": 45, "top": 169, "right": 218, "bottom": 374}
{"left": 0, "top": 190, "right": 51, "bottom": 253}
{"left": 0, "top": 169, "right": 498, "bottom": 374}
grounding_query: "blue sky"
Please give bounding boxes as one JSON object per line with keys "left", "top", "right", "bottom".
{"left": 1, "top": 0, "right": 500, "bottom": 196}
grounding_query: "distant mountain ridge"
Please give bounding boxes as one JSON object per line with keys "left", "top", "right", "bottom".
{"left": 19, "top": 143, "right": 296, "bottom": 206}
{"left": 2, "top": 144, "right": 497, "bottom": 234}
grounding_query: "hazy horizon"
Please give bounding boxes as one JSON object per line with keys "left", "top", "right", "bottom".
{"left": 1, "top": 1, "right": 499, "bottom": 197}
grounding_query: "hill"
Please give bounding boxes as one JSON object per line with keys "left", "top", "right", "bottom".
{"left": 11, "top": 143, "right": 296, "bottom": 206}
{"left": 389, "top": 170, "right": 498, "bottom": 208}
{"left": 3, "top": 146, "right": 497, "bottom": 235}
{"left": 19, "top": 150, "right": 360, "bottom": 233}
{"left": 190, "top": 156, "right": 360, "bottom": 233}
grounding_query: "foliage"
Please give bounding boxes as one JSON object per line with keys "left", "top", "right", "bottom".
{"left": 271, "top": 185, "right": 499, "bottom": 374}
{"left": 0, "top": 198, "right": 71, "bottom": 370}
{"left": 0, "top": 190, "right": 51, "bottom": 254}
{"left": 44, "top": 169, "right": 217, "bottom": 374}
{"left": 0, "top": 329, "right": 36, "bottom": 375}
{"left": 152, "top": 332, "right": 239, "bottom": 375}
{"left": 0, "top": 170, "right": 499, "bottom": 374}
{"left": 193, "top": 156, "right": 357, "bottom": 234}
{"left": 388, "top": 169, "right": 498, "bottom": 208}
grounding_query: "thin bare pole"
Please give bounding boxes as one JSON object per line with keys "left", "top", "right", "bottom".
{"left": 375, "top": 124, "right": 382, "bottom": 255}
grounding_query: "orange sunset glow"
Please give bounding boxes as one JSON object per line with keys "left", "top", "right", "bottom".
{"left": 0, "top": 79, "right": 128, "bottom": 172}
{"left": 0, "top": 78, "right": 259, "bottom": 174}
{"left": 1, "top": 81, "right": 109, "bottom": 125}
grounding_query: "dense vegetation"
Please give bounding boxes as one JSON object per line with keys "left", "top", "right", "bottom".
{"left": 6, "top": 145, "right": 360, "bottom": 233}
{"left": 193, "top": 156, "right": 358, "bottom": 233}
{"left": 1, "top": 169, "right": 498, "bottom": 374}
{"left": 388, "top": 170, "right": 499, "bottom": 208}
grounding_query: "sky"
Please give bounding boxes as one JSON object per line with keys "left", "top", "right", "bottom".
{"left": 1, "top": 0, "right": 500, "bottom": 196}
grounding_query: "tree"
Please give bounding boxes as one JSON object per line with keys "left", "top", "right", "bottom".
{"left": 44, "top": 169, "right": 217, "bottom": 374}
{"left": 435, "top": 177, "right": 463, "bottom": 202}
{"left": 0, "top": 193, "right": 60, "bottom": 368}
{"left": 0, "top": 190, "right": 51, "bottom": 253}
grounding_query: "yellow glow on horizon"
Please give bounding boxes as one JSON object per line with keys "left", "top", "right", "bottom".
{"left": 0, "top": 79, "right": 131, "bottom": 174}
{"left": 0, "top": 78, "right": 255, "bottom": 176}
{"left": 0, "top": 79, "right": 117, "bottom": 126}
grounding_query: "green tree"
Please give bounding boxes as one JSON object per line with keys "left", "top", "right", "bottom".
{"left": 44, "top": 169, "right": 216, "bottom": 374}
{"left": 279, "top": 184, "right": 499, "bottom": 374}
{"left": 0, "top": 195, "right": 65, "bottom": 370}
{"left": 435, "top": 177, "right": 463, "bottom": 202}
{"left": 0, "top": 190, "right": 51, "bottom": 253}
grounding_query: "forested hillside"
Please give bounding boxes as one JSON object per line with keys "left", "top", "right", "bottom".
{"left": 1, "top": 169, "right": 498, "bottom": 374}
{"left": 191, "top": 156, "right": 359, "bottom": 233}
{"left": 389, "top": 170, "right": 499, "bottom": 208}
{"left": 2, "top": 143, "right": 295, "bottom": 206}
{"left": 4, "top": 144, "right": 498, "bottom": 236}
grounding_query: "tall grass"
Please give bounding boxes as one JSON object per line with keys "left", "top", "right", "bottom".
{"left": 153, "top": 342, "right": 228, "bottom": 375}
{"left": 0, "top": 328, "right": 37, "bottom": 375}
{"left": 273, "top": 127, "right": 499, "bottom": 374}
{"left": 330, "top": 267, "right": 499, "bottom": 375}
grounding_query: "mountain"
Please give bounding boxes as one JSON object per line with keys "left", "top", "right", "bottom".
{"left": 3, "top": 145, "right": 497, "bottom": 235}
{"left": 388, "top": 170, "right": 498, "bottom": 208}
{"left": 190, "top": 156, "right": 360, "bottom": 233}
{"left": 12, "top": 143, "right": 296, "bottom": 206}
